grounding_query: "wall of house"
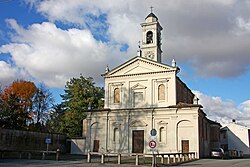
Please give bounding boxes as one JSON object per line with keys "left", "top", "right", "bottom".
{"left": 226, "top": 123, "right": 250, "bottom": 156}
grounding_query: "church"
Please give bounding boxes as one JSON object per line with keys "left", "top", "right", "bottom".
{"left": 83, "top": 11, "right": 221, "bottom": 158}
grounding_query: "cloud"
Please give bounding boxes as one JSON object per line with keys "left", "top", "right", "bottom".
{"left": 0, "top": 61, "right": 19, "bottom": 85}
{"left": 23, "top": 0, "right": 250, "bottom": 79}
{"left": 0, "top": 19, "right": 124, "bottom": 87}
{"left": 1, "top": 0, "right": 250, "bottom": 89}
{"left": 24, "top": 0, "right": 144, "bottom": 55}
{"left": 193, "top": 90, "right": 250, "bottom": 127}
{"left": 239, "top": 100, "right": 250, "bottom": 112}
{"left": 164, "top": 1, "right": 250, "bottom": 78}
{"left": 234, "top": 17, "right": 250, "bottom": 35}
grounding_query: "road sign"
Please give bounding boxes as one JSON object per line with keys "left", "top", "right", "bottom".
{"left": 148, "top": 140, "right": 157, "bottom": 149}
{"left": 45, "top": 137, "right": 52, "bottom": 144}
{"left": 150, "top": 129, "right": 157, "bottom": 136}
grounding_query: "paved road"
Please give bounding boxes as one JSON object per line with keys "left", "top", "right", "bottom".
{"left": 0, "top": 159, "right": 140, "bottom": 167}
{"left": 1, "top": 158, "right": 250, "bottom": 167}
{"left": 171, "top": 158, "right": 250, "bottom": 167}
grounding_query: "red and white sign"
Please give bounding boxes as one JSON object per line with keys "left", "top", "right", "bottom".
{"left": 148, "top": 140, "right": 157, "bottom": 149}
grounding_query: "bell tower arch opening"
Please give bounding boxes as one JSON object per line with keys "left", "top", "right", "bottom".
{"left": 146, "top": 31, "right": 153, "bottom": 44}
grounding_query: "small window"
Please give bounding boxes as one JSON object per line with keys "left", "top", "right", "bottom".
{"left": 146, "top": 31, "right": 153, "bottom": 44}
{"left": 113, "top": 128, "right": 119, "bottom": 142}
{"left": 158, "top": 84, "right": 165, "bottom": 100}
{"left": 114, "top": 88, "right": 120, "bottom": 103}
{"left": 159, "top": 127, "right": 165, "bottom": 142}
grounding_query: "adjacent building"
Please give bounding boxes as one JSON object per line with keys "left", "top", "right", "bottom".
{"left": 220, "top": 120, "right": 250, "bottom": 157}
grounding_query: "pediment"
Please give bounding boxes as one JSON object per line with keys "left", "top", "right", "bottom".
{"left": 104, "top": 57, "right": 176, "bottom": 77}
{"left": 130, "top": 120, "right": 148, "bottom": 127}
{"left": 131, "top": 83, "right": 147, "bottom": 90}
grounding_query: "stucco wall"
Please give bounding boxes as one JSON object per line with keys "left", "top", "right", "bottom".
{"left": 105, "top": 68, "right": 177, "bottom": 109}
{"left": 85, "top": 107, "right": 207, "bottom": 158}
{"left": 68, "top": 138, "right": 86, "bottom": 154}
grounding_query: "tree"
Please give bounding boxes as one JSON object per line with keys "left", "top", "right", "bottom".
{"left": 0, "top": 92, "right": 20, "bottom": 128}
{"left": 32, "top": 83, "right": 54, "bottom": 125}
{"left": 61, "top": 75, "right": 104, "bottom": 111}
{"left": 0, "top": 85, "right": 12, "bottom": 127}
{"left": 48, "top": 109, "right": 84, "bottom": 137}
{"left": 46, "top": 103, "right": 66, "bottom": 133}
{"left": 0, "top": 80, "right": 37, "bottom": 129}
{"left": 47, "top": 75, "right": 104, "bottom": 137}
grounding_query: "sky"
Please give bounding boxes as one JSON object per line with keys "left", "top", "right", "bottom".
{"left": 0, "top": 0, "right": 250, "bottom": 126}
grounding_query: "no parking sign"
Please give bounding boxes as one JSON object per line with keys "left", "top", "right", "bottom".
{"left": 148, "top": 140, "right": 157, "bottom": 149}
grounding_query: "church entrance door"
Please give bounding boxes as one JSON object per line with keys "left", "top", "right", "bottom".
{"left": 132, "top": 130, "right": 144, "bottom": 153}
{"left": 181, "top": 140, "right": 189, "bottom": 153}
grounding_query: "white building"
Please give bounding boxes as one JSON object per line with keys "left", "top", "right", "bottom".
{"left": 221, "top": 120, "right": 250, "bottom": 157}
{"left": 83, "top": 11, "right": 221, "bottom": 158}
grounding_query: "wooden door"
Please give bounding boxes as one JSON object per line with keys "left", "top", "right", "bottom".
{"left": 132, "top": 130, "right": 144, "bottom": 153}
{"left": 93, "top": 140, "right": 99, "bottom": 152}
{"left": 182, "top": 140, "right": 189, "bottom": 153}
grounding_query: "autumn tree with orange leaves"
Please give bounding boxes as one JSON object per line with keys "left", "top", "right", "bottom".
{"left": 0, "top": 80, "right": 37, "bottom": 129}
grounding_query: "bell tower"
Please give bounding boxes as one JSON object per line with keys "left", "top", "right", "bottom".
{"left": 140, "top": 9, "right": 163, "bottom": 62}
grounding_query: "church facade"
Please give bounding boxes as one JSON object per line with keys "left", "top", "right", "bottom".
{"left": 83, "top": 12, "right": 220, "bottom": 158}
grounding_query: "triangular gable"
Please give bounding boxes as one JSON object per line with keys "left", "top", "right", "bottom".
{"left": 104, "top": 56, "right": 176, "bottom": 77}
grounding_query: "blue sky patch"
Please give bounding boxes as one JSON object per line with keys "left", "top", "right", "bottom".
{"left": 120, "top": 44, "right": 129, "bottom": 52}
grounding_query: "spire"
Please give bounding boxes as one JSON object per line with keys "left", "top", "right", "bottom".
{"left": 145, "top": 6, "right": 158, "bottom": 21}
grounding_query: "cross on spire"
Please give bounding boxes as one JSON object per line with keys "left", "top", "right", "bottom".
{"left": 150, "top": 6, "right": 154, "bottom": 13}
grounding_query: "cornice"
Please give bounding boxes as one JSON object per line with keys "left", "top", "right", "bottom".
{"left": 105, "top": 70, "right": 176, "bottom": 79}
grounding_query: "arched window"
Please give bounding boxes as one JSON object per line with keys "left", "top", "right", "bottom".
{"left": 114, "top": 88, "right": 120, "bottom": 103}
{"left": 158, "top": 84, "right": 165, "bottom": 100}
{"left": 113, "top": 128, "right": 119, "bottom": 142}
{"left": 146, "top": 31, "right": 153, "bottom": 44}
{"left": 159, "top": 127, "right": 165, "bottom": 142}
